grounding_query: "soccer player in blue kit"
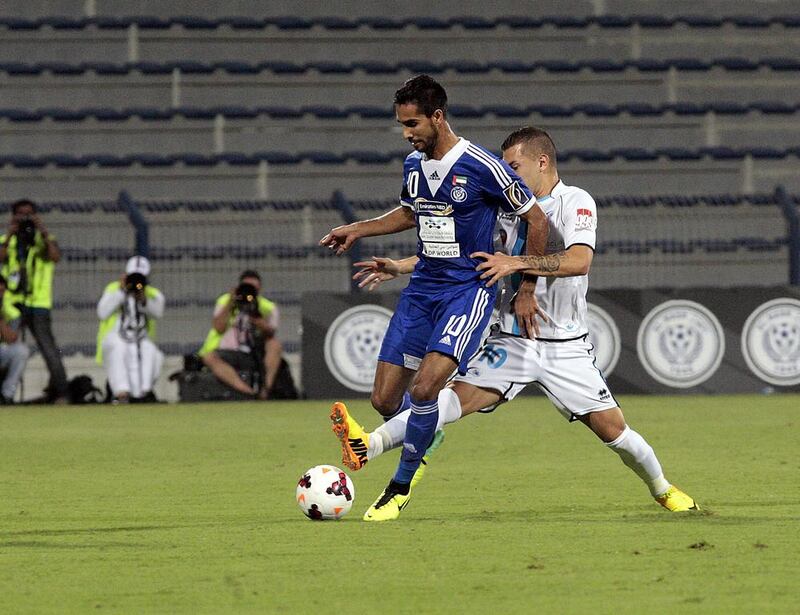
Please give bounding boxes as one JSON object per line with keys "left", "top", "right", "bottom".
{"left": 320, "top": 75, "right": 547, "bottom": 521}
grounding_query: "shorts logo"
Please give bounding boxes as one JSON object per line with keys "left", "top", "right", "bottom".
{"left": 450, "top": 185, "right": 467, "bottom": 203}
{"left": 575, "top": 207, "right": 595, "bottom": 231}
{"left": 598, "top": 388, "right": 611, "bottom": 400}
{"left": 323, "top": 305, "right": 394, "bottom": 393}
{"left": 637, "top": 300, "right": 725, "bottom": 388}
{"left": 586, "top": 303, "right": 621, "bottom": 376}
{"left": 477, "top": 344, "right": 507, "bottom": 369}
{"left": 741, "top": 298, "right": 800, "bottom": 386}
{"left": 438, "top": 335, "right": 452, "bottom": 346}
{"left": 502, "top": 181, "right": 531, "bottom": 211}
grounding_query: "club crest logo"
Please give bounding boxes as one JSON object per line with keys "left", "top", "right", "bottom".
{"left": 324, "top": 305, "right": 393, "bottom": 392}
{"left": 450, "top": 185, "right": 467, "bottom": 203}
{"left": 637, "top": 300, "right": 725, "bottom": 388}
{"left": 741, "top": 298, "right": 800, "bottom": 386}
{"left": 586, "top": 303, "right": 621, "bottom": 376}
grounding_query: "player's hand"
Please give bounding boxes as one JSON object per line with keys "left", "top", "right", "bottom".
{"left": 352, "top": 257, "right": 401, "bottom": 291}
{"left": 320, "top": 223, "right": 360, "bottom": 255}
{"left": 512, "top": 283, "right": 547, "bottom": 339}
{"left": 472, "top": 251, "right": 523, "bottom": 287}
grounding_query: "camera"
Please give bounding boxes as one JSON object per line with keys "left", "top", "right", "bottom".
{"left": 234, "top": 282, "right": 259, "bottom": 315}
{"left": 17, "top": 217, "right": 37, "bottom": 246}
{"left": 125, "top": 272, "right": 147, "bottom": 293}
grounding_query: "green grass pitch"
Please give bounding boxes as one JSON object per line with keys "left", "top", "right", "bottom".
{"left": 1, "top": 395, "right": 797, "bottom": 614}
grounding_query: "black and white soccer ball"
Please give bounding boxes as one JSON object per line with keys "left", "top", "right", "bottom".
{"left": 296, "top": 465, "right": 355, "bottom": 520}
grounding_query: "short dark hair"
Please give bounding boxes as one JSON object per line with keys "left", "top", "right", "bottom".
{"left": 239, "top": 269, "right": 261, "bottom": 283}
{"left": 501, "top": 126, "right": 558, "bottom": 165}
{"left": 393, "top": 74, "right": 448, "bottom": 118}
{"left": 12, "top": 199, "right": 36, "bottom": 214}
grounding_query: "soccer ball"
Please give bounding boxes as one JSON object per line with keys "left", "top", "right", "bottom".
{"left": 296, "top": 465, "right": 355, "bottom": 520}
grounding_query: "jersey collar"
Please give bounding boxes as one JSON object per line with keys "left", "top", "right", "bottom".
{"left": 420, "top": 138, "right": 470, "bottom": 197}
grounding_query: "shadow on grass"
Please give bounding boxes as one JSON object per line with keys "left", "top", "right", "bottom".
{"left": 0, "top": 524, "right": 190, "bottom": 538}
{"left": 0, "top": 540, "right": 149, "bottom": 549}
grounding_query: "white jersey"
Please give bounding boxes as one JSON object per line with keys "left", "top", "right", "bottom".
{"left": 494, "top": 180, "right": 597, "bottom": 340}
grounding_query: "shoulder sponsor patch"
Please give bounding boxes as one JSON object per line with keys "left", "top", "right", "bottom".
{"left": 575, "top": 207, "right": 595, "bottom": 231}
{"left": 503, "top": 181, "right": 532, "bottom": 211}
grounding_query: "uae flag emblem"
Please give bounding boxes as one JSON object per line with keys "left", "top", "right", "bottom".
{"left": 452, "top": 175, "right": 468, "bottom": 186}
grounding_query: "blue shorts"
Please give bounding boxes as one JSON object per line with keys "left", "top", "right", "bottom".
{"left": 378, "top": 281, "right": 495, "bottom": 375}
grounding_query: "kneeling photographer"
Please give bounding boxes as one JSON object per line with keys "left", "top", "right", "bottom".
{"left": 198, "top": 270, "right": 282, "bottom": 399}
{"left": 96, "top": 256, "right": 164, "bottom": 403}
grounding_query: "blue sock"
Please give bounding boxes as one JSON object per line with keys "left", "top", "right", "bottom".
{"left": 394, "top": 398, "right": 438, "bottom": 484}
{"left": 383, "top": 391, "right": 411, "bottom": 422}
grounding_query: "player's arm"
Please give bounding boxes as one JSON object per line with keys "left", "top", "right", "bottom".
{"left": 352, "top": 255, "right": 419, "bottom": 291}
{"left": 472, "top": 244, "right": 594, "bottom": 286}
{"left": 513, "top": 203, "right": 549, "bottom": 337}
{"left": 320, "top": 207, "right": 416, "bottom": 256}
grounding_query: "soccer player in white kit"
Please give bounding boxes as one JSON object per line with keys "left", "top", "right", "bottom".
{"left": 334, "top": 127, "right": 698, "bottom": 513}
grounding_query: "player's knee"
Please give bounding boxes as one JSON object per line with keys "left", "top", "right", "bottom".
{"left": 409, "top": 380, "right": 442, "bottom": 403}
{"left": 370, "top": 390, "right": 401, "bottom": 417}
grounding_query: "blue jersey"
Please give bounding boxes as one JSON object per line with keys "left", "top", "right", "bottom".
{"left": 399, "top": 138, "right": 536, "bottom": 285}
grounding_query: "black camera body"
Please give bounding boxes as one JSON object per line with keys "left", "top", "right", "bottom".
{"left": 234, "top": 282, "right": 259, "bottom": 315}
{"left": 17, "top": 217, "right": 37, "bottom": 247}
{"left": 125, "top": 272, "right": 147, "bottom": 293}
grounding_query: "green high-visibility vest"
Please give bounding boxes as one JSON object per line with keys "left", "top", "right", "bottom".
{"left": 198, "top": 292, "right": 276, "bottom": 356}
{"left": 0, "top": 231, "right": 56, "bottom": 309}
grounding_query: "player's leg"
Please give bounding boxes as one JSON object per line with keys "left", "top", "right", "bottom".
{"left": 138, "top": 338, "right": 163, "bottom": 399}
{"left": 364, "top": 286, "right": 495, "bottom": 521}
{"left": 102, "top": 332, "right": 130, "bottom": 402}
{"left": 540, "top": 338, "right": 698, "bottom": 511}
{"left": 202, "top": 350, "right": 255, "bottom": 396}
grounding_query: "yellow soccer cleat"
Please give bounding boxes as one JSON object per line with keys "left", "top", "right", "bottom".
{"left": 330, "top": 402, "right": 369, "bottom": 471}
{"left": 363, "top": 480, "right": 412, "bottom": 522}
{"left": 655, "top": 485, "right": 699, "bottom": 512}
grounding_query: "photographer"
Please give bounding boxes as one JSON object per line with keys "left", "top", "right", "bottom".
{"left": 0, "top": 275, "right": 31, "bottom": 404}
{"left": 96, "top": 256, "right": 164, "bottom": 403}
{"left": 198, "top": 270, "right": 282, "bottom": 399}
{"left": 0, "top": 199, "right": 68, "bottom": 403}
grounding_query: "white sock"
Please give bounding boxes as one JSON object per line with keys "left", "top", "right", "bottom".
{"left": 368, "top": 410, "right": 410, "bottom": 460}
{"left": 435, "top": 388, "right": 463, "bottom": 431}
{"left": 606, "top": 426, "right": 671, "bottom": 497}
{"left": 367, "top": 388, "right": 463, "bottom": 461}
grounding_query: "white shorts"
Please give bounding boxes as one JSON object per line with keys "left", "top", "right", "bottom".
{"left": 453, "top": 332, "right": 618, "bottom": 421}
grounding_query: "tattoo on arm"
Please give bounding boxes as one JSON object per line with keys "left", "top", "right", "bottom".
{"left": 519, "top": 252, "right": 566, "bottom": 273}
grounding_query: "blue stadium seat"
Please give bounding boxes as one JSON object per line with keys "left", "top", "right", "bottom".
{"left": 748, "top": 147, "right": 787, "bottom": 159}
{"left": 622, "top": 103, "right": 661, "bottom": 116}
{"left": 317, "top": 17, "right": 359, "bottom": 30}
{"left": 1, "top": 108, "right": 43, "bottom": 121}
{"left": 10, "top": 155, "right": 47, "bottom": 168}
{"left": 670, "top": 103, "right": 710, "bottom": 115}
{"left": 539, "top": 60, "right": 580, "bottom": 73}
{"left": 173, "top": 16, "right": 218, "bottom": 30}
{"left": 633, "top": 59, "right": 668, "bottom": 72}
{"left": 634, "top": 15, "right": 672, "bottom": 28}
{"left": 763, "top": 57, "right": 800, "bottom": 71}
{"left": 129, "top": 16, "right": 170, "bottom": 29}
{"left": 412, "top": 17, "right": 451, "bottom": 30}
{"left": 303, "top": 105, "right": 349, "bottom": 119}
{"left": 529, "top": 104, "right": 574, "bottom": 117}
{"left": 358, "top": 17, "right": 404, "bottom": 30}
{"left": 612, "top": 148, "right": 658, "bottom": 161}
{"left": 47, "top": 154, "right": 89, "bottom": 168}
{"left": 678, "top": 15, "right": 721, "bottom": 28}
{"left": 499, "top": 16, "right": 543, "bottom": 29}
{"left": 729, "top": 16, "right": 770, "bottom": 28}
{"left": 269, "top": 17, "right": 312, "bottom": 30}
{"left": 596, "top": 15, "right": 632, "bottom": 28}
{"left": 484, "top": 105, "right": 528, "bottom": 118}
{"left": 128, "top": 107, "right": 172, "bottom": 120}
{"left": 353, "top": 62, "right": 397, "bottom": 74}
{"left": 547, "top": 16, "right": 589, "bottom": 28}
{"left": 225, "top": 17, "right": 266, "bottom": 29}
{"left": 344, "top": 151, "right": 393, "bottom": 164}
{"left": 444, "top": 60, "right": 489, "bottom": 74}
{"left": 314, "top": 62, "right": 352, "bottom": 74}
{"left": 655, "top": 148, "right": 702, "bottom": 161}
{"left": 213, "top": 61, "right": 259, "bottom": 75}
{"left": 700, "top": 147, "right": 745, "bottom": 160}
{"left": 669, "top": 58, "right": 710, "bottom": 71}
{"left": 170, "top": 61, "right": 214, "bottom": 74}
{"left": 174, "top": 106, "right": 216, "bottom": 119}
{"left": 0, "top": 63, "right": 42, "bottom": 75}
{"left": 751, "top": 101, "right": 797, "bottom": 114}
{"left": 585, "top": 60, "right": 625, "bottom": 72}
{"left": 454, "top": 17, "right": 494, "bottom": 30}
{"left": 210, "top": 105, "right": 258, "bottom": 119}
{"left": 82, "top": 62, "right": 128, "bottom": 75}
{"left": 346, "top": 106, "right": 393, "bottom": 119}
{"left": 128, "top": 62, "right": 172, "bottom": 75}
{"left": 217, "top": 153, "right": 257, "bottom": 166}
{"left": 258, "top": 106, "right": 303, "bottom": 119}
{"left": 400, "top": 61, "right": 443, "bottom": 74}
{"left": 716, "top": 57, "right": 758, "bottom": 71}
{"left": 0, "top": 18, "right": 38, "bottom": 30}
{"left": 92, "top": 154, "right": 133, "bottom": 167}
{"left": 564, "top": 149, "right": 613, "bottom": 162}
{"left": 93, "top": 17, "right": 129, "bottom": 29}
{"left": 40, "top": 16, "right": 88, "bottom": 30}
{"left": 254, "top": 151, "right": 301, "bottom": 164}
{"left": 489, "top": 60, "right": 533, "bottom": 73}
{"left": 575, "top": 104, "right": 617, "bottom": 116}
{"left": 448, "top": 104, "right": 483, "bottom": 118}
{"left": 259, "top": 61, "right": 306, "bottom": 75}
{"left": 710, "top": 102, "right": 749, "bottom": 114}
{"left": 302, "top": 151, "right": 346, "bottom": 164}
